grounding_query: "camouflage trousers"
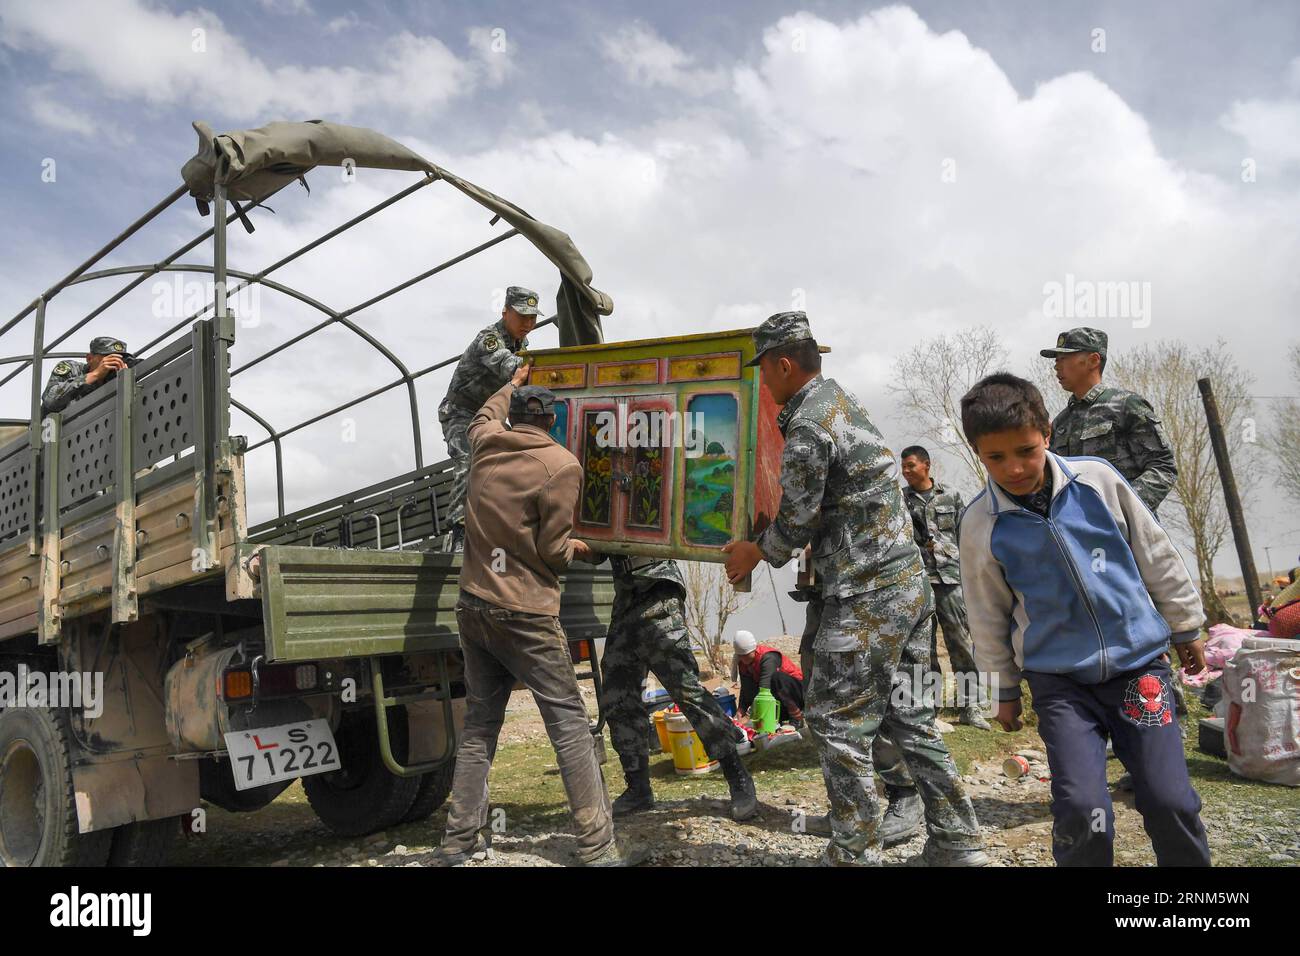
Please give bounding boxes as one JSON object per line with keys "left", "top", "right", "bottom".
{"left": 806, "top": 575, "right": 983, "bottom": 863}
{"left": 601, "top": 582, "right": 738, "bottom": 770}
{"left": 438, "top": 405, "right": 473, "bottom": 529}
{"left": 801, "top": 593, "right": 913, "bottom": 793}
{"left": 930, "top": 582, "right": 982, "bottom": 708}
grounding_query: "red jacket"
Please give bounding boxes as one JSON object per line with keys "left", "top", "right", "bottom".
{"left": 737, "top": 644, "right": 803, "bottom": 684}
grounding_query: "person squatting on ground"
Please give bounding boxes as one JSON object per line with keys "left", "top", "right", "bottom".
{"left": 732, "top": 629, "right": 804, "bottom": 727}
{"left": 957, "top": 372, "right": 1211, "bottom": 867}
{"left": 723, "top": 311, "right": 988, "bottom": 867}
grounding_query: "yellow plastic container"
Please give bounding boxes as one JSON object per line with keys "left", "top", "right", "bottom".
{"left": 666, "top": 713, "right": 718, "bottom": 775}
{"left": 653, "top": 709, "right": 673, "bottom": 754}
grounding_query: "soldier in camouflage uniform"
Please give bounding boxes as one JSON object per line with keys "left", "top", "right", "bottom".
{"left": 41, "top": 336, "right": 135, "bottom": 415}
{"left": 438, "top": 287, "right": 540, "bottom": 549}
{"left": 1042, "top": 327, "right": 1177, "bottom": 514}
{"left": 724, "top": 312, "right": 986, "bottom": 866}
{"left": 900, "top": 445, "right": 989, "bottom": 731}
{"left": 580, "top": 553, "right": 757, "bottom": 820}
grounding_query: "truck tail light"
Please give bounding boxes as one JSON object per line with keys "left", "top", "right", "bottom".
{"left": 221, "top": 663, "right": 319, "bottom": 700}
{"left": 569, "top": 639, "right": 591, "bottom": 664}
{"left": 223, "top": 670, "right": 252, "bottom": 700}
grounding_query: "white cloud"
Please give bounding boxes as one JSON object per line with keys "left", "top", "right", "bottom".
{"left": 600, "top": 22, "right": 728, "bottom": 95}
{"left": 1221, "top": 56, "right": 1300, "bottom": 167}
{"left": 256, "top": 0, "right": 312, "bottom": 13}
{"left": 0, "top": 0, "right": 474, "bottom": 121}
{"left": 324, "top": 12, "right": 361, "bottom": 36}
{"left": 26, "top": 87, "right": 97, "bottom": 138}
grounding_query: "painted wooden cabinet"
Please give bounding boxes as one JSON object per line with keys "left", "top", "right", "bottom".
{"left": 524, "top": 329, "right": 785, "bottom": 568}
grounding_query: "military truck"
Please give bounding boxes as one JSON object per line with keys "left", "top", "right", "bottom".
{"left": 0, "top": 121, "right": 615, "bottom": 866}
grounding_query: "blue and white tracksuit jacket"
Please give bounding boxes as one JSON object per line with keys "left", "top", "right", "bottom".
{"left": 958, "top": 453, "right": 1204, "bottom": 701}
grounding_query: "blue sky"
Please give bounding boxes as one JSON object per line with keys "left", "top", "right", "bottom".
{"left": 2, "top": 0, "right": 1298, "bottom": 630}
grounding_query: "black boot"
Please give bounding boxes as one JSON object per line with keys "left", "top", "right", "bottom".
{"left": 612, "top": 763, "right": 655, "bottom": 817}
{"left": 719, "top": 754, "right": 758, "bottom": 821}
{"left": 879, "top": 786, "right": 923, "bottom": 847}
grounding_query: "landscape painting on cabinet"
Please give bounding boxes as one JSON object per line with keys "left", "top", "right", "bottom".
{"left": 683, "top": 392, "right": 738, "bottom": 546}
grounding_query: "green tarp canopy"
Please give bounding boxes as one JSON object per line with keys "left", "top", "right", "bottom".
{"left": 181, "top": 119, "right": 609, "bottom": 346}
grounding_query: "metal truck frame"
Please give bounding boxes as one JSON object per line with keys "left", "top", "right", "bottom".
{"left": 0, "top": 122, "right": 614, "bottom": 867}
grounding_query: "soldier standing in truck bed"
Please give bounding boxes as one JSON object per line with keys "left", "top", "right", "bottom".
{"left": 577, "top": 553, "right": 758, "bottom": 821}
{"left": 438, "top": 287, "right": 540, "bottom": 549}
{"left": 41, "top": 336, "right": 135, "bottom": 415}
{"left": 1042, "top": 327, "right": 1177, "bottom": 514}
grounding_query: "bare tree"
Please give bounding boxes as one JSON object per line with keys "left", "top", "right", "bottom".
{"left": 1108, "top": 340, "right": 1257, "bottom": 625}
{"left": 888, "top": 326, "right": 1009, "bottom": 490}
{"left": 682, "top": 560, "right": 759, "bottom": 675}
{"left": 1026, "top": 355, "right": 1070, "bottom": 421}
{"left": 1266, "top": 344, "right": 1300, "bottom": 509}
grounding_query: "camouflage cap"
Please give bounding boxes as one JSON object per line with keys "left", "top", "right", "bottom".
{"left": 510, "top": 384, "right": 557, "bottom": 418}
{"left": 505, "top": 286, "right": 543, "bottom": 316}
{"left": 745, "top": 311, "right": 832, "bottom": 367}
{"left": 89, "top": 336, "right": 129, "bottom": 356}
{"left": 1040, "top": 327, "right": 1107, "bottom": 358}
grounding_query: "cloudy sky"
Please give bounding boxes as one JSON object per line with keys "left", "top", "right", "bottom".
{"left": 1, "top": 0, "right": 1297, "bottom": 637}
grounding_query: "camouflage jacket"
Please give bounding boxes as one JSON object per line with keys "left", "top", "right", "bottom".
{"left": 1049, "top": 383, "right": 1177, "bottom": 513}
{"left": 439, "top": 319, "right": 529, "bottom": 417}
{"left": 41, "top": 360, "right": 98, "bottom": 415}
{"left": 755, "top": 375, "right": 924, "bottom": 602}
{"left": 903, "top": 482, "right": 964, "bottom": 585}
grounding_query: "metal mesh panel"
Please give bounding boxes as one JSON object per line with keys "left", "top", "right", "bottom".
{"left": 60, "top": 404, "right": 116, "bottom": 507}
{"left": 134, "top": 356, "right": 195, "bottom": 468}
{"left": 0, "top": 439, "right": 33, "bottom": 542}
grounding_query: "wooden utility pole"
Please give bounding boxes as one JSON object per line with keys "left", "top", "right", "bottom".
{"left": 1197, "top": 377, "right": 1262, "bottom": 623}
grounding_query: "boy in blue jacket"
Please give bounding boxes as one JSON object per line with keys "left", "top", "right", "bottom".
{"left": 957, "top": 373, "right": 1210, "bottom": 867}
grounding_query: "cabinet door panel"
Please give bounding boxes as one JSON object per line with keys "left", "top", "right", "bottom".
{"left": 681, "top": 391, "right": 739, "bottom": 548}
{"left": 575, "top": 401, "right": 616, "bottom": 532}
{"left": 620, "top": 397, "right": 674, "bottom": 544}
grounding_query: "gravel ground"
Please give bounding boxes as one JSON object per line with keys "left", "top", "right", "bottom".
{"left": 169, "top": 635, "right": 1300, "bottom": 868}
{"left": 219, "top": 717, "right": 1299, "bottom": 869}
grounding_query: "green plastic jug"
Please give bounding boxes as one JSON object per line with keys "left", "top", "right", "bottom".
{"left": 751, "top": 688, "right": 780, "bottom": 734}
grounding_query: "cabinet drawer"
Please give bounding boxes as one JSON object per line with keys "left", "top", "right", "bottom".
{"left": 667, "top": 352, "right": 742, "bottom": 383}
{"left": 593, "top": 359, "right": 659, "bottom": 387}
{"left": 530, "top": 364, "right": 587, "bottom": 389}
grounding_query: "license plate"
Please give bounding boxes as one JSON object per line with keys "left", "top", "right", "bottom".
{"left": 224, "top": 720, "right": 340, "bottom": 791}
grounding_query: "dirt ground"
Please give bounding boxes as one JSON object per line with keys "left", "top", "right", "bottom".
{"left": 168, "top": 626, "right": 1300, "bottom": 868}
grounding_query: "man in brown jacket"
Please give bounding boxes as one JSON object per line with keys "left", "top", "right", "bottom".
{"left": 433, "top": 364, "right": 626, "bottom": 866}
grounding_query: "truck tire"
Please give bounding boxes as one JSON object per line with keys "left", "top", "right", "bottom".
{"left": 107, "top": 818, "right": 177, "bottom": 867}
{"left": 399, "top": 759, "right": 456, "bottom": 823}
{"left": 303, "top": 708, "right": 419, "bottom": 837}
{"left": 0, "top": 706, "right": 113, "bottom": 867}
{"left": 199, "top": 758, "right": 293, "bottom": 813}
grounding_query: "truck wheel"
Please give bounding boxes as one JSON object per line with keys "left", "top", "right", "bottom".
{"left": 108, "top": 818, "right": 177, "bottom": 867}
{"left": 303, "top": 708, "right": 419, "bottom": 837}
{"left": 399, "top": 760, "right": 456, "bottom": 823}
{"left": 0, "top": 706, "right": 113, "bottom": 867}
{"left": 199, "top": 758, "right": 293, "bottom": 813}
